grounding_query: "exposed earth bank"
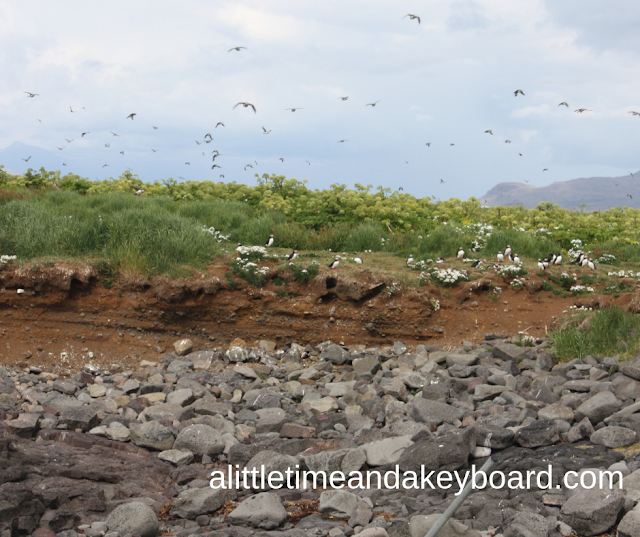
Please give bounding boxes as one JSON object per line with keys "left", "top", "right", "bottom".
{"left": 0, "top": 262, "right": 632, "bottom": 375}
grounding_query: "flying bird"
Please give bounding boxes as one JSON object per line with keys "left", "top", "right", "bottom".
{"left": 220, "top": 174, "right": 225, "bottom": 178}
{"left": 574, "top": 108, "right": 592, "bottom": 113}
{"left": 558, "top": 102, "right": 569, "bottom": 107}
{"left": 105, "top": 143, "right": 110, "bottom": 148}
{"left": 440, "top": 179, "right": 445, "bottom": 184}
{"left": 65, "top": 139, "right": 74, "bottom": 143}
{"left": 366, "top": 101, "right": 380, "bottom": 107}
{"left": 234, "top": 102, "right": 256, "bottom": 113}
{"left": 403, "top": 14, "right": 421, "bottom": 23}
{"left": 514, "top": 89, "right": 525, "bottom": 96}
{"left": 426, "top": 143, "right": 431, "bottom": 147}
{"left": 286, "top": 108, "right": 302, "bottom": 112}
{"left": 215, "top": 122, "right": 225, "bottom": 128}
{"left": 228, "top": 46, "right": 247, "bottom": 52}
{"left": 262, "top": 127, "right": 272, "bottom": 134}
{"left": 338, "top": 139, "right": 349, "bottom": 143}
{"left": 81, "top": 132, "right": 89, "bottom": 137}
{"left": 195, "top": 140, "right": 202, "bottom": 145}
{"left": 126, "top": 113, "right": 136, "bottom": 120}
{"left": 110, "top": 131, "right": 120, "bottom": 136}
{"left": 629, "top": 111, "right": 640, "bottom": 116}
{"left": 450, "top": 143, "right": 455, "bottom": 146}
{"left": 57, "top": 146, "right": 65, "bottom": 150}
{"left": 153, "top": 126, "right": 158, "bottom": 129}
{"left": 204, "top": 133, "right": 213, "bottom": 140}
{"left": 340, "top": 96, "right": 349, "bottom": 101}
{"left": 306, "top": 160, "right": 311, "bottom": 165}
{"left": 505, "top": 140, "right": 511, "bottom": 143}
{"left": 279, "top": 157, "right": 285, "bottom": 162}
{"left": 120, "top": 151, "right": 125, "bottom": 155}
{"left": 185, "top": 162, "right": 191, "bottom": 165}
{"left": 24, "top": 92, "right": 39, "bottom": 98}
{"left": 484, "top": 130, "right": 493, "bottom": 135}
{"left": 212, "top": 164, "right": 222, "bottom": 169}
{"left": 102, "top": 164, "right": 109, "bottom": 168}
{"left": 543, "top": 168, "right": 548, "bottom": 171}
{"left": 70, "top": 106, "right": 75, "bottom": 113}
{"left": 151, "top": 149, "right": 157, "bottom": 152}
{"left": 21, "top": 156, "right": 31, "bottom": 162}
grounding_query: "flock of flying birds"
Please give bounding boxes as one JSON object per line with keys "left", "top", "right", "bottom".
{"left": 19, "top": 11, "right": 640, "bottom": 191}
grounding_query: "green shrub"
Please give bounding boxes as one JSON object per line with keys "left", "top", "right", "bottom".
{"left": 290, "top": 262, "right": 319, "bottom": 283}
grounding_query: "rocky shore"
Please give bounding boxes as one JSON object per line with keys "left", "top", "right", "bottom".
{"left": 3, "top": 335, "right": 640, "bottom": 537}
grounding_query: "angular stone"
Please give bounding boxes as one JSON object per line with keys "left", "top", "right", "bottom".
{"left": 360, "top": 436, "right": 414, "bottom": 466}
{"left": 280, "top": 422, "right": 316, "bottom": 438}
{"left": 158, "top": 449, "right": 195, "bottom": 466}
{"left": 564, "top": 417, "right": 596, "bottom": 443}
{"left": 538, "top": 404, "right": 574, "bottom": 423}
{"left": 514, "top": 420, "right": 559, "bottom": 448}
{"left": 173, "top": 339, "right": 194, "bottom": 356}
{"left": 574, "top": 391, "right": 621, "bottom": 424}
{"left": 58, "top": 406, "right": 99, "bottom": 432}
{"left": 411, "top": 398, "right": 464, "bottom": 425}
{"left": 353, "top": 355, "right": 381, "bottom": 376}
{"left": 319, "top": 490, "right": 359, "bottom": 518}
{"left": 166, "top": 389, "right": 195, "bottom": 407}
{"left": 618, "top": 508, "right": 640, "bottom": 537}
{"left": 409, "top": 514, "right": 480, "bottom": 537}
{"left": 473, "top": 423, "right": 515, "bottom": 449}
{"left": 446, "top": 354, "right": 479, "bottom": 367}
{"left": 4, "top": 413, "right": 40, "bottom": 438}
{"left": 320, "top": 344, "right": 350, "bottom": 365}
{"left": 492, "top": 343, "right": 528, "bottom": 362}
{"left": 399, "top": 428, "right": 475, "bottom": 473}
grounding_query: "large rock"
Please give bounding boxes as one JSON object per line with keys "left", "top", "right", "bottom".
{"left": 492, "top": 343, "right": 528, "bottom": 362}
{"left": 129, "top": 421, "right": 175, "bottom": 451}
{"left": 245, "top": 450, "right": 299, "bottom": 491}
{"left": 227, "top": 492, "right": 287, "bottom": 530}
{"left": 399, "top": 428, "right": 475, "bottom": 473}
{"left": 411, "top": 398, "right": 464, "bottom": 426}
{"left": 173, "top": 424, "right": 225, "bottom": 456}
{"left": 560, "top": 489, "right": 624, "bottom": 537}
{"left": 319, "top": 490, "right": 359, "bottom": 518}
{"left": 361, "top": 436, "right": 414, "bottom": 466}
{"left": 353, "top": 355, "right": 381, "bottom": 376}
{"left": 501, "top": 512, "right": 548, "bottom": 537}
{"left": 320, "top": 344, "right": 350, "bottom": 365}
{"left": 171, "top": 487, "right": 237, "bottom": 519}
{"left": 590, "top": 426, "right": 637, "bottom": 448}
{"left": 564, "top": 417, "right": 596, "bottom": 443}
{"left": 537, "top": 404, "right": 574, "bottom": 423}
{"left": 514, "top": 420, "right": 559, "bottom": 448}
{"left": 106, "top": 501, "right": 159, "bottom": 537}
{"left": 409, "top": 514, "right": 480, "bottom": 537}
{"left": 173, "top": 339, "right": 194, "bottom": 356}
{"left": 57, "top": 407, "right": 99, "bottom": 432}
{"left": 574, "top": 391, "right": 621, "bottom": 424}
{"left": 618, "top": 507, "right": 640, "bottom": 537}
{"left": 473, "top": 423, "right": 515, "bottom": 449}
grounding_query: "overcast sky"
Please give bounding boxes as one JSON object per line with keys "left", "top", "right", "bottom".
{"left": 1, "top": 0, "right": 639, "bottom": 199}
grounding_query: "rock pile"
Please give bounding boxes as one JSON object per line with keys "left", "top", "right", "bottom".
{"left": 2, "top": 335, "right": 640, "bottom": 537}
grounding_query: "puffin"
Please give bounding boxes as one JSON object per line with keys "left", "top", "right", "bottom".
{"left": 457, "top": 247, "right": 465, "bottom": 259}
{"left": 470, "top": 259, "right": 482, "bottom": 268}
{"left": 497, "top": 251, "right": 504, "bottom": 263}
{"left": 354, "top": 256, "right": 363, "bottom": 265}
{"left": 287, "top": 250, "right": 298, "bottom": 262}
{"left": 265, "top": 234, "right": 274, "bottom": 248}
{"left": 406, "top": 255, "right": 414, "bottom": 266}
{"left": 537, "top": 259, "right": 546, "bottom": 271}
{"left": 554, "top": 254, "right": 563, "bottom": 265}
{"left": 587, "top": 258, "right": 596, "bottom": 270}
{"left": 512, "top": 254, "right": 521, "bottom": 264}
{"left": 504, "top": 245, "right": 512, "bottom": 258}
{"left": 436, "top": 257, "right": 445, "bottom": 263}
{"left": 329, "top": 256, "right": 340, "bottom": 271}
{"left": 581, "top": 257, "right": 589, "bottom": 267}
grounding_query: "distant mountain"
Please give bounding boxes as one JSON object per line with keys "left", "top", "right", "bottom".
{"left": 480, "top": 172, "right": 640, "bottom": 210}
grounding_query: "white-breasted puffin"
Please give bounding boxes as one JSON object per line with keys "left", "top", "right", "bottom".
{"left": 287, "top": 250, "right": 298, "bottom": 262}
{"left": 265, "top": 234, "right": 274, "bottom": 247}
{"left": 329, "top": 256, "right": 340, "bottom": 270}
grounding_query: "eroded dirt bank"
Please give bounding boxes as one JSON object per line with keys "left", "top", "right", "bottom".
{"left": 0, "top": 262, "right": 633, "bottom": 375}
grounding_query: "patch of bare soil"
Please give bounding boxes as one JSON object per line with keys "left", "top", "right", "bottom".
{"left": 0, "top": 261, "right": 636, "bottom": 375}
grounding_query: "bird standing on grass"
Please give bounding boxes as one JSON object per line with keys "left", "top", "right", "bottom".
{"left": 288, "top": 250, "right": 298, "bottom": 263}
{"left": 265, "top": 234, "right": 274, "bottom": 248}
{"left": 512, "top": 254, "right": 521, "bottom": 264}
{"left": 406, "top": 254, "right": 414, "bottom": 266}
{"left": 537, "top": 259, "right": 546, "bottom": 271}
{"left": 457, "top": 247, "right": 464, "bottom": 259}
{"left": 471, "top": 259, "right": 482, "bottom": 268}
{"left": 329, "top": 256, "right": 340, "bottom": 271}
{"left": 497, "top": 251, "right": 504, "bottom": 263}
{"left": 587, "top": 258, "right": 596, "bottom": 270}
{"left": 504, "top": 245, "right": 511, "bottom": 258}
{"left": 354, "top": 256, "right": 363, "bottom": 265}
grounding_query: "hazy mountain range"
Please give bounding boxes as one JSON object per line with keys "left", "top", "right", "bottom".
{"left": 480, "top": 172, "right": 640, "bottom": 210}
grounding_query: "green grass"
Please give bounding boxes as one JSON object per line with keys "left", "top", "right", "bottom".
{"left": 550, "top": 307, "right": 640, "bottom": 360}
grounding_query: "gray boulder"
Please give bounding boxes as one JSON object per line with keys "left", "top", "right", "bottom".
{"left": 129, "top": 421, "right": 175, "bottom": 451}
{"left": 227, "top": 492, "right": 287, "bottom": 530}
{"left": 514, "top": 420, "right": 559, "bottom": 448}
{"left": 399, "top": 428, "right": 474, "bottom": 473}
{"left": 473, "top": 423, "right": 515, "bottom": 449}
{"left": 501, "top": 512, "right": 548, "bottom": 537}
{"left": 574, "top": 391, "right": 621, "bottom": 424}
{"left": 319, "top": 490, "right": 359, "bottom": 518}
{"left": 564, "top": 417, "right": 595, "bottom": 443}
{"left": 171, "top": 487, "right": 238, "bottom": 519}
{"left": 320, "top": 344, "right": 350, "bottom": 365}
{"left": 411, "top": 398, "right": 464, "bottom": 425}
{"left": 106, "top": 501, "right": 159, "bottom": 537}
{"left": 590, "top": 426, "right": 637, "bottom": 448}
{"left": 618, "top": 507, "right": 640, "bottom": 537}
{"left": 560, "top": 489, "right": 624, "bottom": 537}
{"left": 58, "top": 407, "right": 99, "bottom": 432}
{"left": 173, "top": 424, "right": 224, "bottom": 456}
{"left": 360, "top": 436, "right": 414, "bottom": 466}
